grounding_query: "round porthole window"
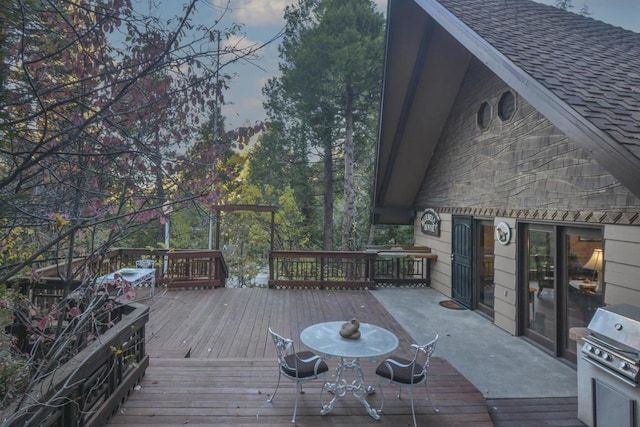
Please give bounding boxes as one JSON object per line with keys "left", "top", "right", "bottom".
{"left": 498, "top": 91, "right": 515, "bottom": 121}
{"left": 477, "top": 101, "right": 491, "bottom": 129}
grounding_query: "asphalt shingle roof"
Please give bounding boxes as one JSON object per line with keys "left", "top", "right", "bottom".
{"left": 437, "top": 0, "right": 640, "bottom": 159}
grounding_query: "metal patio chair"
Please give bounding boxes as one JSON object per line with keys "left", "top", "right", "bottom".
{"left": 267, "top": 327, "right": 329, "bottom": 423}
{"left": 376, "top": 334, "right": 439, "bottom": 427}
{"left": 535, "top": 255, "right": 554, "bottom": 297}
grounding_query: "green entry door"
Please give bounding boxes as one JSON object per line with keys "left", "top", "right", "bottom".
{"left": 452, "top": 216, "right": 473, "bottom": 308}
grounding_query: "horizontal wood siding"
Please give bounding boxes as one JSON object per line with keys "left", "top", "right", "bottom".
{"left": 603, "top": 225, "right": 640, "bottom": 306}
{"left": 493, "top": 218, "right": 517, "bottom": 334}
{"left": 414, "top": 213, "right": 452, "bottom": 296}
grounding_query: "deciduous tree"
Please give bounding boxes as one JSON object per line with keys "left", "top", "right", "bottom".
{"left": 0, "top": 0, "right": 269, "bottom": 413}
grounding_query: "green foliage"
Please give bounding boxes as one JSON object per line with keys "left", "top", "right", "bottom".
{"left": 371, "top": 225, "right": 415, "bottom": 246}
{"left": 168, "top": 205, "right": 209, "bottom": 250}
{"left": 554, "top": 0, "right": 590, "bottom": 16}
{"left": 275, "top": 186, "right": 312, "bottom": 250}
{"left": 262, "top": 0, "right": 385, "bottom": 250}
{"left": 247, "top": 130, "right": 323, "bottom": 247}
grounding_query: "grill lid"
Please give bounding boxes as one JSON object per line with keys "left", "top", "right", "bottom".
{"left": 587, "top": 304, "right": 640, "bottom": 351}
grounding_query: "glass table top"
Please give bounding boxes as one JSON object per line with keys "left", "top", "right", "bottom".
{"left": 300, "top": 321, "right": 399, "bottom": 359}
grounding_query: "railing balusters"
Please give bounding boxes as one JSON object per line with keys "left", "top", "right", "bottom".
{"left": 268, "top": 250, "right": 436, "bottom": 289}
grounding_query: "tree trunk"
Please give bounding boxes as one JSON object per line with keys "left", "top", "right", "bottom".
{"left": 153, "top": 133, "right": 166, "bottom": 246}
{"left": 342, "top": 80, "right": 355, "bottom": 251}
{"left": 323, "top": 138, "right": 334, "bottom": 250}
{"left": 367, "top": 222, "right": 376, "bottom": 246}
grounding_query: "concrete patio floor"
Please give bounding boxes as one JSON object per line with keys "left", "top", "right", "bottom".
{"left": 373, "top": 287, "right": 577, "bottom": 399}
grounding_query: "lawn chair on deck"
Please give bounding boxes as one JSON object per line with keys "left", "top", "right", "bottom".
{"left": 267, "top": 327, "right": 329, "bottom": 423}
{"left": 535, "top": 255, "right": 554, "bottom": 297}
{"left": 376, "top": 335, "right": 439, "bottom": 427}
{"left": 135, "top": 259, "right": 154, "bottom": 269}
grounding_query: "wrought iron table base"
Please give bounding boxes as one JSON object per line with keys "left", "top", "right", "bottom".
{"left": 321, "top": 357, "right": 379, "bottom": 420}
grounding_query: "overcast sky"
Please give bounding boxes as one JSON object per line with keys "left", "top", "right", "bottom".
{"left": 159, "top": 0, "right": 640, "bottom": 131}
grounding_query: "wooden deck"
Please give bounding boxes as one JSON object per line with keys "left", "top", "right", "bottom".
{"left": 106, "top": 288, "right": 583, "bottom": 426}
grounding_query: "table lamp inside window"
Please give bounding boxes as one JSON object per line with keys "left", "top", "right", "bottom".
{"left": 583, "top": 248, "right": 603, "bottom": 293}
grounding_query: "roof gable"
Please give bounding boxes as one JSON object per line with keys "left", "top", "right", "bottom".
{"left": 374, "top": 0, "right": 640, "bottom": 224}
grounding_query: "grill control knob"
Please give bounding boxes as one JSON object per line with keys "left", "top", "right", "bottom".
{"left": 603, "top": 353, "right": 612, "bottom": 362}
{"left": 594, "top": 348, "right": 602, "bottom": 356}
{"left": 619, "top": 362, "right": 629, "bottom": 371}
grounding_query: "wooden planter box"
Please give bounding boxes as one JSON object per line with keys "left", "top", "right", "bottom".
{"left": 1, "top": 303, "right": 149, "bottom": 427}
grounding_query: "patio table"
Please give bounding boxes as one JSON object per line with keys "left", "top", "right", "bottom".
{"left": 97, "top": 267, "right": 156, "bottom": 297}
{"left": 300, "top": 320, "right": 399, "bottom": 420}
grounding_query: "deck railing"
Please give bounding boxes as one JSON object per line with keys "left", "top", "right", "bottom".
{"left": 31, "top": 249, "right": 228, "bottom": 294}
{"left": 269, "top": 251, "right": 376, "bottom": 289}
{"left": 30, "top": 248, "right": 434, "bottom": 294}
{"left": 371, "top": 251, "right": 437, "bottom": 287}
{"left": 101, "top": 248, "right": 228, "bottom": 290}
{"left": 1, "top": 302, "right": 149, "bottom": 427}
{"left": 268, "top": 249, "right": 436, "bottom": 289}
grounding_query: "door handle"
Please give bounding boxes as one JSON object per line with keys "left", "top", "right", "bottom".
{"left": 450, "top": 253, "right": 455, "bottom": 261}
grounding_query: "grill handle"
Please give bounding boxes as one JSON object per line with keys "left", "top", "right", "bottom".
{"left": 582, "top": 356, "right": 638, "bottom": 388}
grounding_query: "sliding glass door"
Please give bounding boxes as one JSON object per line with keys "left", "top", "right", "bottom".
{"left": 563, "top": 228, "right": 603, "bottom": 360}
{"left": 521, "top": 223, "right": 604, "bottom": 362}
{"left": 524, "top": 225, "right": 556, "bottom": 349}
{"left": 477, "top": 221, "right": 495, "bottom": 317}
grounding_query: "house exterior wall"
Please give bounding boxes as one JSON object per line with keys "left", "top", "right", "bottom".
{"left": 415, "top": 58, "right": 640, "bottom": 212}
{"left": 413, "top": 58, "right": 640, "bottom": 334}
{"left": 492, "top": 218, "right": 517, "bottom": 334}
{"left": 415, "top": 213, "right": 452, "bottom": 297}
{"left": 603, "top": 225, "right": 640, "bottom": 306}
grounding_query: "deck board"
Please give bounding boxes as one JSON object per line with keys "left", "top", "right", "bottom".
{"left": 107, "top": 288, "right": 582, "bottom": 426}
{"left": 108, "top": 358, "right": 491, "bottom": 426}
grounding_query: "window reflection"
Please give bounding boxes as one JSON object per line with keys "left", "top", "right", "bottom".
{"left": 479, "top": 223, "right": 494, "bottom": 312}
{"left": 527, "top": 228, "right": 555, "bottom": 342}
{"left": 524, "top": 225, "right": 604, "bottom": 362}
{"left": 566, "top": 233, "right": 604, "bottom": 355}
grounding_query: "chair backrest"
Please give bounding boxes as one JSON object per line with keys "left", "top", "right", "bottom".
{"left": 136, "top": 259, "right": 154, "bottom": 269}
{"left": 268, "top": 328, "right": 295, "bottom": 370}
{"left": 534, "top": 255, "right": 552, "bottom": 285}
{"left": 409, "top": 334, "right": 439, "bottom": 378}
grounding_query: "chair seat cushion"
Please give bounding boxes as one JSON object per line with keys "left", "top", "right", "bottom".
{"left": 283, "top": 351, "right": 328, "bottom": 378}
{"left": 376, "top": 357, "right": 425, "bottom": 384}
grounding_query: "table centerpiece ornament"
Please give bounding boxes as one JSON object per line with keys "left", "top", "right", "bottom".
{"left": 339, "top": 319, "right": 361, "bottom": 339}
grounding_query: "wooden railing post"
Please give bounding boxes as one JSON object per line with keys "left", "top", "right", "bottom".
{"left": 269, "top": 252, "right": 274, "bottom": 282}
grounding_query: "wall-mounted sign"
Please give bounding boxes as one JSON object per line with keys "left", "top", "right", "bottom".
{"left": 495, "top": 222, "right": 511, "bottom": 245}
{"left": 420, "top": 208, "right": 440, "bottom": 236}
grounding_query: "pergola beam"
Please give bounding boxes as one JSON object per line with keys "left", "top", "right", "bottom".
{"left": 212, "top": 204, "right": 278, "bottom": 251}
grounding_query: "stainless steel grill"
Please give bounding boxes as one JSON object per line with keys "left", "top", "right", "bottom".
{"left": 582, "top": 304, "right": 640, "bottom": 386}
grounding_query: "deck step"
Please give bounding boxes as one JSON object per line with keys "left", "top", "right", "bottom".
{"left": 149, "top": 347, "right": 191, "bottom": 358}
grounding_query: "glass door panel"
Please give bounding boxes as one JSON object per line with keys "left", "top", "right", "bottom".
{"left": 564, "top": 230, "right": 604, "bottom": 360}
{"left": 526, "top": 227, "right": 556, "bottom": 348}
{"left": 477, "top": 222, "right": 495, "bottom": 316}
